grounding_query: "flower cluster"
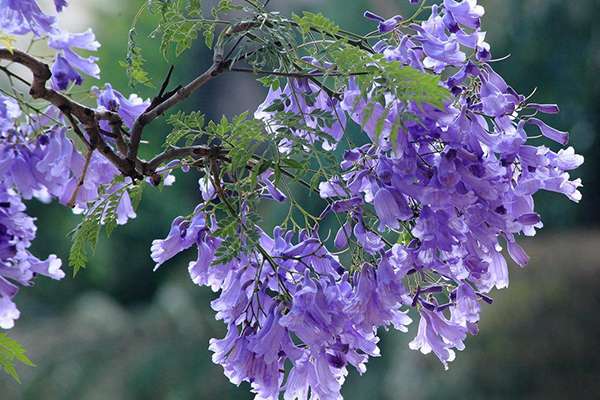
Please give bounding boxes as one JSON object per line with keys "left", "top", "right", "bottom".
{"left": 152, "top": 211, "right": 412, "bottom": 399}
{"left": 147, "top": 0, "right": 583, "bottom": 398}
{"left": 0, "top": 0, "right": 585, "bottom": 397}
{"left": 321, "top": 0, "right": 583, "bottom": 368}
{"left": 0, "top": 2, "right": 149, "bottom": 329}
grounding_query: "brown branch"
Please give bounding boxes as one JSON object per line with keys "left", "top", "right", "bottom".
{"left": 127, "top": 62, "right": 226, "bottom": 163}
{"left": 230, "top": 67, "right": 369, "bottom": 78}
{"left": 1, "top": 20, "right": 294, "bottom": 180}
{"left": 0, "top": 49, "right": 139, "bottom": 178}
{"left": 0, "top": 49, "right": 120, "bottom": 125}
{"left": 143, "top": 145, "right": 227, "bottom": 173}
{"left": 126, "top": 20, "right": 263, "bottom": 164}
{"left": 111, "top": 121, "right": 128, "bottom": 156}
{"left": 67, "top": 149, "right": 94, "bottom": 208}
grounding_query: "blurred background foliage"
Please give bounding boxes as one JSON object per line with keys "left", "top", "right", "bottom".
{"left": 1, "top": 0, "right": 599, "bottom": 398}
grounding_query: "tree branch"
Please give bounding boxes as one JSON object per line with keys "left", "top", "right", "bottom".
{"left": 230, "top": 66, "right": 369, "bottom": 78}
{"left": 143, "top": 145, "right": 227, "bottom": 173}
{"left": 0, "top": 49, "right": 141, "bottom": 178}
{"left": 126, "top": 19, "right": 264, "bottom": 164}
{"left": 127, "top": 62, "right": 225, "bottom": 163}
{"left": 0, "top": 50, "right": 121, "bottom": 124}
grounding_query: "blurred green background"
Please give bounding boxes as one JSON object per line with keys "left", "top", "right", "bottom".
{"left": 1, "top": 0, "right": 599, "bottom": 398}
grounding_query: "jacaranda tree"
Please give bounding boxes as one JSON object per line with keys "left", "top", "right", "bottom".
{"left": 0, "top": 0, "right": 584, "bottom": 397}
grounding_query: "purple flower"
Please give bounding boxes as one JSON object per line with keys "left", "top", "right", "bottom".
{"left": 553, "top": 147, "right": 584, "bottom": 171}
{"left": 198, "top": 177, "right": 216, "bottom": 202}
{"left": 505, "top": 236, "right": 529, "bottom": 267}
{"left": 29, "top": 254, "right": 65, "bottom": 280}
{"left": 527, "top": 118, "right": 569, "bottom": 146}
{"left": 92, "top": 84, "right": 149, "bottom": 129}
{"left": 255, "top": 79, "right": 346, "bottom": 151}
{"left": 116, "top": 192, "right": 137, "bottom": 225}
{"left": 210, "top": 322, "right": 284, "bottom": 399}
{"left": 35, "top": 129, "right": 73, "bottom": 198}
{"left": 347, "top": 263, "right": 411, "bottom": 332}
{"left": 151, "top": 211, "right": 207, "bottom": 269}
{"left": 319, "top": 177, "right": 346, "bottom": 198}
{"left": 409, "top": 309, "right": 467, "bottom": 369}
{"left": 364, "top": 11, "right": 403, "bottom": 33}
{"left": 372, "top": 188, "right": 412, "bottom": 230}
{"left": 444, "top": 0, "right": 485, "bottom": 29}
{"left": 479, "top": 66, "right": 522, "bottom": 117}
{"left": 334, "top": 221, "right": 353, "bottom": 249}
{"left": 49, "top": 29, "right": 101, "bottom": 81}
{"left": 58, "top": 151, "right": 119, "bottom": 208}
{"left": 450, "top": 283, "right": 480, "bottom": 325}
{"left": 0, "top": 94, "right": 21, "bottom": 132}
{"left": 527, "top": 103, "right": 560, "bottom": 114}
{"left": 413, "top": 7, "right": 466, "bottom": 71}
{"left": 0, "top": 296, "right": 20, "bottom": 329}
{"left": 353, "top": 219, "right": 385, "bottom": 254}
{"left": 188, "top": 236, "right": 225, "bottom": 290}
{"left": 51, "top": 54, "right": 82, "bottom": 90}
{"left": 0, "top": 0, "right": 57, "bottom": 36}
{"left": 54, "top": 0, "right": 68, "bottom": 12}
{"left": 260, "top": 169, "right": 287, "bottom": 202}
{"left": 0, "top": 185, "right": 65, "bottom": 329}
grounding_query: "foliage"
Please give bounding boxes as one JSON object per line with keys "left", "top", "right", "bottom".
{"left": 69, "top": 181, "right": 145, "bottom": 275}
{"left": 0, "top": 0, "right": 585, "bottom": 396}
{"left": 292, "top": 11, "right": 340, "bottom": 36}
{"left": 0, "top": 334, "right": 34, "bottom": 383}
{"left": 164, "top": 111, "right": 206, "bottom": 147}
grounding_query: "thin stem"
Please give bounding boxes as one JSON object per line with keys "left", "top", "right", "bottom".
{"left": 230, "top": 67, "right": 369, "bottom": 78}
{"left": 67, "top": 149, "right": 94, "bottom": 208}
{"left": 0, "top": 65, "right": 31, "bottom": 86}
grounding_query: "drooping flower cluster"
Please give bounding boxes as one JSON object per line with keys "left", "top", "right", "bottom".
{"left": 152, "top": 210, "right": 412, "bottom": 399}
{"left": 319, "top": 0, "right": 583, "bottom": 369}
{"left": 0, "top": 184, "right": 65, "bottom": 329}
{"left": 0, "top": 0, "right": 585, "bottom": 397}
{"left": 49, "top": 29, "right": 101, "bottom": 90}
{"left": 0, "top": 2, "right": 149, "bottom": 329}
{"left": 147, "top": 1, "right": 583, "bottom": 398}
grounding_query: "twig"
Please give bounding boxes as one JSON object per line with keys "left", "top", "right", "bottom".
{"left": 230, "top": 67, "right": 369, "bottom": 78}
{"left": 0, "top": 65, "right": 31, "bottom": 86}
{"left": 67, "top": 149, "right": 94, "bottom": 208}
{"left": 0, "top": 49, "right": 137, "bottom": 177}
{"left": 64, "top": 112, "right": 92, "bottom": 150}
{"left": 143, "top": 145, "right": 227, "bottom": 172}
{"left": 147, "top": 65, "right": 180, "bottom": 113}
{"left": 127, "top": 20, "right": 261, "bottom": 163}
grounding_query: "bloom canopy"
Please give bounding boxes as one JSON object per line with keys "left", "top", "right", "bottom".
{"left": 0, "top": 0, "right": 584, "bottom": 396}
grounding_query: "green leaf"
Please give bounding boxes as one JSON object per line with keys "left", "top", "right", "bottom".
{"left": 69, "top": 214, "right": 101, "bottom": 275}
{"left": 122, "top": 27, "right": 154, "bottom": 88}
{"left": 257, "top": 76, "right": 279, "bottom": 89}
{"left": 281, "top": 158, "right": 304, "bottom": 170}
{"left": 202, "top": 23, "right": 215, "bottom": 48}
{"left": 0, "top": 334, "right": 35, "bottom": 383}
{"left": 68, "top": 181, "right": 140, "bottom": 272}
{"left": 211, "top": 0, "right": 238, "bottom": 18}
{"left": 292, "top": 12, "right": 340, "bottom": 36}
{"left": 205, "top": 113, "right": 267, "bottom": 175}
{"left": 129, "top": 182, "right": 145, "bottom": 210}
{"left": 331, "top": 44, "right": 450, "bottom": 108}
{"left": 153, "top": 0, "right": 218, "bottom": 57}
{"left": 164, "top": 111, "right": 205, "bottom": 148}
